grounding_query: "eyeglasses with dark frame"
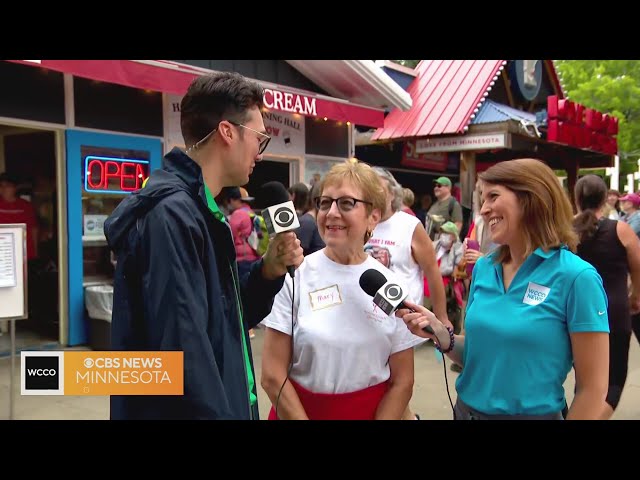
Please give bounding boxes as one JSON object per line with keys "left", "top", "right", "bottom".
{"left": 228, "top": 121, "right": 271, "bottom": 155}
{"left": 314, "top": 196, "right": 373, "bottom": 213}
{"left": 185, "top": 120, "right": 271, "bottom": 155}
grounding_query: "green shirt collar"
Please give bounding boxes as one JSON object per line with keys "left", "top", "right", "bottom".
{"left": 203, "top": 183, "right": 226, "bottom": 223}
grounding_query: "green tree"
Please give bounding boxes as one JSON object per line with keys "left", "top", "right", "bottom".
{"left": 555, "top": 60, "right": 640, "bottom": 178}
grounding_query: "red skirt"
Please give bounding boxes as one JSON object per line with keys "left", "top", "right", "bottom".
{"left": 268, "top": 379, "right": 389, "bottom": 420}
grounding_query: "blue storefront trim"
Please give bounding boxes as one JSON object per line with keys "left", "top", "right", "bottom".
{"left": 65, "top": 130, "right": 162, "bottom": 346}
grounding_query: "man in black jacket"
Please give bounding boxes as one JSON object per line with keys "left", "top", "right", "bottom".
{"left": 104, "top": 72, "right": 303, "bottom": 419}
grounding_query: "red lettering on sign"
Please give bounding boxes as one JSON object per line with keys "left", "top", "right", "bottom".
{"left": 547, "top": 95, "right": 618, "bottom": 154}
{"left": 85, "top": 157, "right": 150, "bottom": 193}
{"left": 104, "top": 161, "right": 120, "bottom": 188}
{"left": 87, "top": 160, "right": 105, "bottom": 189}
{"left": 120, "top": 162, "right": 136, "bottom": 191}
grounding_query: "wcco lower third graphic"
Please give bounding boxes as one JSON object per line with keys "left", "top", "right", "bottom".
{"left": 21, "top": 351, "right": 183, "bottom": 396}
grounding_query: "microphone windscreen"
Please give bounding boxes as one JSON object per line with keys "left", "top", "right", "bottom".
{"left": 359, "top": 269, "right": 388, "bottom": 298}
{"left": 254, "top": 181, "right": 290, "bottom": 210}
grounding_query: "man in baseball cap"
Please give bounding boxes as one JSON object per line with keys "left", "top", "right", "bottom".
{"left": 620, "top": 192, "right": 640, "bottom": 237}
{"left": 224, "top": 186, "right": 254, "bottom": 204}
{"left": 433, "top": 176, "right": 452, "bottom": 188}
{"left": 619, "top": 192, "right": 640, "bottom": 207}
{"left": 239, "top": 187, "right": 254, "bottom": 202}
{"left": 427, "top": 176, "right": 462, "bottom": 240}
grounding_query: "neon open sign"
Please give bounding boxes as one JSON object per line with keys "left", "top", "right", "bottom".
{"left": 84, "top": 156, "right": 150, "bottom": 194}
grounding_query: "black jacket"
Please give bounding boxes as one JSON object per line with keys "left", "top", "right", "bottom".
{"left": 104, "top": 148, "right": 284, "bottom": 419}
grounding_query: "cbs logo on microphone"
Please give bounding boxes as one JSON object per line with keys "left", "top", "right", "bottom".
{"left": 273, "top": 207, "right": 295, "bottom": 228}
{"left": 263, "top": 201, "right": 300, "bottom": 234}
{"left": 383, "top": 284, "right": 403, "bottom": 302}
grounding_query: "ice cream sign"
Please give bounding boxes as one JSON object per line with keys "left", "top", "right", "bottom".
{"left": 263, "top": 88, "right": 317, "bottom": 116}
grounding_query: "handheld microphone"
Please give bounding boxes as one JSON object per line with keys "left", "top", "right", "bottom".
{"left": 255, "top": 181, "right": 300, "bottom": 277}
{"left": 358, "top": 269, "right": 434, "bottom": 334}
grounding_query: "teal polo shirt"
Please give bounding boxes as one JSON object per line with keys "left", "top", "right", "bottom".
{"left": 457, "top": 246, "right": 609, "bottom": 416}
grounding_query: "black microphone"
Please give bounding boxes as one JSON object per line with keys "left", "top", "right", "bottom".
{"left": 359, "top": 269, "right": 434, "bottom": 334}
{"left": 255, "top": 181, "right": 300, "bottom": 278}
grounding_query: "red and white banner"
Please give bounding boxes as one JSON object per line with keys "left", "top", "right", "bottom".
{"left": 8, "top": 60, "right": 385, "bottom": 128}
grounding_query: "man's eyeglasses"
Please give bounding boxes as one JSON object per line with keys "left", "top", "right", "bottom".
{"left": 185, "top": 120, "right": 271, "bottom": 155}
{"left": 314, "top": 196, "right": 373, "bottom": 212}
{"left": 228, "top": 121, "right": 271, "bottom": 155}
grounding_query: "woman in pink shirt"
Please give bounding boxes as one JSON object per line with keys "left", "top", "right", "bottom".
{"left": 226, "top": 187, "right": 261, "bottom": 274}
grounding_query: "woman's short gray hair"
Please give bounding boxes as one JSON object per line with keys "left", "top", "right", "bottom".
{"left": 372, "top": 167, "right": 403, "bottom": 212}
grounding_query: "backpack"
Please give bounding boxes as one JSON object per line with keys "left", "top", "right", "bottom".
{"left": 426, "top": 197, "right": 458, "bottom": 240}
{"left": 247, "top": 211, "right": 270, "bottom": 256}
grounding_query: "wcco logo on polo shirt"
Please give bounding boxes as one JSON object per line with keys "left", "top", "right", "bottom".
{"left": 523, "top": 282, "right": 550, "bottom": 306}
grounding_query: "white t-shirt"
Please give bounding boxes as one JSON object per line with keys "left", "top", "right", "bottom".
{"left": 262, "top": 250, "right": 425, "bottom": 394}
{"left": 365, "top": 211, "right": 424, "bottom": 304}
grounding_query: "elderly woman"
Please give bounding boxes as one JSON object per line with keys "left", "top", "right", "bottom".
{"left": 367, "top": 168, "right": 449, "bottom": 328}
{"left": 367, "top": 167, "right": 451, "bottom": 420}
{"left": 261, "top": 160, "right": 425, "bottom": 420}
{"left": 397, "top": 159, "right": 610, "bottom": 420}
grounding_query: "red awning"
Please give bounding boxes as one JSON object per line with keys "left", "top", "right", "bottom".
{"left": 373, "top": 60, "right": 506, "bottom": 140}
{"left": 373, "top": 60, "right": 565, "bottom": 141}
{"left": 7, "top": 60, "right": 385, "bottom": 128}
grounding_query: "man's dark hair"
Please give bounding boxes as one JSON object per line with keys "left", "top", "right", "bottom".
{"left": 0, "top": 172, "right": 18, "bottom": 185}
{"left": 288, "top": 182, "right": 309, "bottom": 212}
{"left": 226, "top": 187, "right": 242, "bottom": 201}
{"left": 180, "top": 72, "right": 264, "bottom": 148}
{"left": 219, "top": 186, "right": 241, "bottom": 204}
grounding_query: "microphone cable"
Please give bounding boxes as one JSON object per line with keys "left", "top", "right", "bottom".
{"left": 274, "top": 275, "right": 295, "bottom": 419}
{"left": 412, "top": 303, "right": 457, "bottom": 420}
{"left": 435, "top": 346, "right": 456, "bottom": 420}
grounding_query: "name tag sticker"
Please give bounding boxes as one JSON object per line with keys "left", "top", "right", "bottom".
{"left": 523, "top": 282, "right": 550, "bottom": 306}
{"left": 309, "top": 285, "right": 342, "bottom": 311}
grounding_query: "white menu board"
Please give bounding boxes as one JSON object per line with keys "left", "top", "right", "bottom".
{"left": 0, "top": 224, "right": 27, "bottom": 320}
{"left": 0, "top": 233, "right": 16, "bottom": 288}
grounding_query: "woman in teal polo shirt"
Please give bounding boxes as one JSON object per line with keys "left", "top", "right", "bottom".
{"left": 397, "top": 158, "right": 610, "bottom": 420}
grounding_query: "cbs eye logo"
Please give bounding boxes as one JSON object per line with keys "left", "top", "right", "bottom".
{"left": 273, "top": 207, "right": 294, "bottom": 228}
{"left": 384, "top": 284, "right": 403, "bottom": 301}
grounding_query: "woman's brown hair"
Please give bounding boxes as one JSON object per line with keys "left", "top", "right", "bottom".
{"left": 478, "top": 158, "right": 578, "bottom": 264}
